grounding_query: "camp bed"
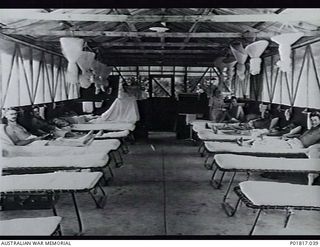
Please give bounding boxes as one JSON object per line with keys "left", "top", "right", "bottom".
{"left": 1, "top": 153, "right": 114, "bottom": 182}
{"left": 232, "top": 181, "right": 320, "bottom": 235}
{"left": 0, "top": 172, "right": 106, "bottom": 235}
{"left": 94, "top": 130, "right": 130, "bottom": 154}
{"left": 0, "top": 216, "right": 62, "bottom": 236}
{"left": 3, "top": 139, "right": 124, "bottom": 168}
{"left": 196, "top": 129, "right": 253, "bottom": 156}
{"left": 203, "top": 141, "right": 308, "bottom": 170}
{"left": 71, "top": 122, "right": 136, "bottom": 132}
{"left": 210, "top": 154, "right": 320, "bottom": 216}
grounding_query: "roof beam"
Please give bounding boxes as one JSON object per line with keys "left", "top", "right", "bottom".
{"left": 1, "top": 11, "right": 320, "bottom": 23}
{"left": 182, "top": 8, "right": 212, "bottom": 48}
{"left": 114, "top": 8, "right": 144, "bottom": 49}
{"left": 3, "top": 30, "right": 320, "bottom": 38}
{"left": 101, "top": 42, "right": 221, "bottom": 48}
{"left": 102, "top": 49, "right": 219, "bottom": 54}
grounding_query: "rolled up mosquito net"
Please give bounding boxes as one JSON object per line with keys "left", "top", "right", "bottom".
{"left": 77, "top": 51, "right": 95, "bottom": 88}
{"left": 245, "top": 40, "right": 269, "bottom": 75}
{"left": 230, "top": 43, "right": 248, "bottom": 80}
{"left": 60, "top": 37, "right": 84, "bottom": 84}
{"left": 271, "top": 33, "right": 303, "bottom": 72}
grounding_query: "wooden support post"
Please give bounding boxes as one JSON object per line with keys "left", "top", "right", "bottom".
{"left": 183, "top": 66, "right": 188, "bottom": 92}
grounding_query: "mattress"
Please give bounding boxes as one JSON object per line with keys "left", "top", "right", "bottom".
{"left": 0, "top": 216, "right": 62, "bottom": 236}
{"left": 204, "top": 141, "right": 307, "bottom": 157}
{"left": 197, "top": 129, "right": 253, "bottom": 141}
{"left": 240, "top": 181, "right": 320, "bottom": 207}
{"left": 2, "top": 153, "right": 108, "bottom": 169}
{"left": 3, "top": 139, "right": 120, "bottom": 158}
{"left": 0, "top": 172, "right": 103, "bottom": 192}
{"left": 214, "top": 154, "right": 320, "bottom": 172}
{"left": 71, "top": 122, "right": 135, "bottom": 131}
{"left": 95, "top": 130, "right": 130, "bottom": 139}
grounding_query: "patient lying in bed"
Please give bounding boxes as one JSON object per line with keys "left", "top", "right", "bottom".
{"left": 2, "top": 108, "right": 95, "bottom": 147}
{"left": 237, "top": 111, "right": 320, "bottom": 149}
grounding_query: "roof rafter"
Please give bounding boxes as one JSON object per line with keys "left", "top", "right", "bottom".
{"left": 4, "top": 30, "right": 320, "bottom": 38}
{"left": 1, "top": 11, "right": 320, "bottom": 23}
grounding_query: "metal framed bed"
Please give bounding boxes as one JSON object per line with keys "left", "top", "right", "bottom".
{"left": 233, "top": 181, "right": 320, "bottom": 235}
{"left": 0, "top": 172, "right": 106, "bottom": 235}
{"left": 202, "top": 141, "right": 308, "bottom": 170}
{"left": 209, "top": 154, "right": 320, "bottom": 217}
{"left": 0, "top": 216, "right": 62, "bottom": 236}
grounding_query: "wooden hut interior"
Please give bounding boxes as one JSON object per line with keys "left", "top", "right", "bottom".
{"left": 0, "top": 8, "right": 320, "bottom": 237}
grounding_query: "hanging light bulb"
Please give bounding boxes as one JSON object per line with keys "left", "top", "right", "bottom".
{"left": 149, "top": 22, "right": 169, "bottom": 32}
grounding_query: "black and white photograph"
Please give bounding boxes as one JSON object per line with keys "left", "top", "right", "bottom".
{"left": 0, "top": 6, "right": 320, "bottom": 239}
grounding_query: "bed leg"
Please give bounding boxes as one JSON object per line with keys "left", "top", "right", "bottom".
{"left": 110, "top": 150, "right": 123, "bottom": 168}
{"left": 221, "top": 172, "right": 238, "bottom": 216}
{"left": 198, "top": 142, "right": 204, "bottom": 156}
{"left": 210, "top": 167, "right": 225, "bottom": 189}
{"left": 48, "top": 194, "right": 58, "bottom": 216}
{"left": 115, "top": 150, "right": 124, "bottom": 168}
{"left": 70, "top": 192, "right": 84, "bottom": 236}
{"left": 210, "top": 166, "right": 219, "bottom": 188}
{"left": 122, "top": 139, "right": 129, "bottom": 154}
{"left": 284, "top": 208, "right": 294, "bottom": 228}
{"left": 204, "top": 154, "right": 213, "bottom": 170}
{"left": 223, "top": 196, "right": 241, "bottom": 217}
{"left": 249, "top": 208, "right": 263, "bottom": 235}
{"left": 222, "top": 172, "right": 237, "bottom": 202}
{"left": 89, "top": 184, "right": 107, "bottom": 209}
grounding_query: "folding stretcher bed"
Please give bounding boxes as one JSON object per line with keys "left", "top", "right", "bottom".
{"left": 203, "top": 141, "right": 308, "bottom": 170}
{"left": 232, "top": 181, "right": 320, "bottom": 235}
{"left": 95, "top": 129, "right": 130, "bottom": 154}
{"left": 196, "top": 129, "right": 254, "bottom": 156}
{"left": 1, "top": 153, "right": 114, "bottom": 183}
{"left": 192, "top": 121, "right": 240, "bottom": 133}
{"left": 0, "top": 216, "right": 62, "bottom": 236}
{"left": 71, "top": 122, "right": 136, "bottom": 132}
{"left": 210, "top": 154, "right": 320, "bottom": 216}
{"left": 4, "top": 138, "right": 124, "bottom": 168}
{"left": 0, "top": 172, "right": 106, "bottom": 235}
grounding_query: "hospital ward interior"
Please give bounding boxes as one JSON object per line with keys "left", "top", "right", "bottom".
{"left": 1, "top": 8, "right": 320, "bottom": 237}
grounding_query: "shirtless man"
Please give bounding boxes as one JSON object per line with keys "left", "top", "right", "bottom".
{"left": 3, "top": 108, "right": 94, "bottom": 146}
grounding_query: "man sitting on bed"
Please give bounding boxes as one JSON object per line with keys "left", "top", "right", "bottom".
{"left": 210, "top": 108, "right": 278, "bottom": 136}
{"left": 237, "top": 111, "right": 320, "bottom": 148}
{"left": 267, "top": 108, "right": 302, "bottom": 138}
{"left": 2, "top": 108, "right": 95, "bottom": 146}
{"left": 29, "top": 106, "right": 78, "bottom": 138}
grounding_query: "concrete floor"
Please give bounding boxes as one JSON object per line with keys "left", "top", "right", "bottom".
{"left": 1, "top": 132, "right": 320, "bottom": 236}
